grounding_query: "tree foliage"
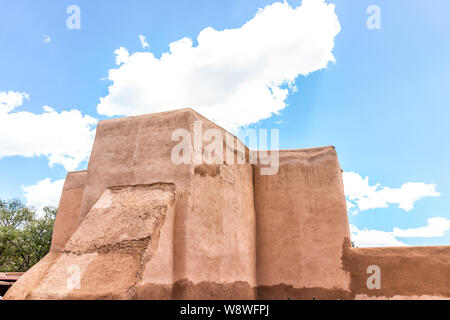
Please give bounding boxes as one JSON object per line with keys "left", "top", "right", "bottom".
{"left": 0, "top": 199, "right": 56, "bottom": 272}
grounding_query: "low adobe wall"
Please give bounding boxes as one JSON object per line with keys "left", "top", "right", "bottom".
{"left": 342, "top": 242, "right": 450, "bottom": 299}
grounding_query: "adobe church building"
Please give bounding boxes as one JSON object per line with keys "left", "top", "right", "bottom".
{"left": 5, "top": 109, "right": 450, "bottom": 299}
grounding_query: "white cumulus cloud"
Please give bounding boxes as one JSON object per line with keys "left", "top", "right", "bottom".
{"left": 343, "top": 171, "right": 440, "bottom": 214}
{"left": 22, "top": 178, "right": 65, "bottom": 216}
{"left": 114, "top": 47, "right": 129, "bottom": 65}
{"left": 351, "top": 217, "right": 450, "bottom": 247}
{"left": 350, "top": 225, "right": 408, "bottom": 247}
{"left": 393, "top": 217, "right": 450, "bottom": 238}
{"left": 0, "top": 91, "right": 98, "bottom": 171}
{"left": 0, "top": 91, "right": 29, "bottom": 113}
{"left": 97, "top": 0, "right": 341, "bottom": 131}
{"left": 43, "top": 105, "right": 55, "bottom": 112}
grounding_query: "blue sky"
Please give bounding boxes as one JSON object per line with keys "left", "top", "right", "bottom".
{"left": 0, "top": 0, "right": 449, "bottom": 246}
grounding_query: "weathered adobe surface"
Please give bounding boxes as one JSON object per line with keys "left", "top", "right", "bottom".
{"left": 50, "top": 171, "right": 86, "bottom": 252}
{"left": 5, "top": 108, "right": 450, "bottom": 300}
{"left": 342, "top": 238, "right": 450, "bottom": 300}
{"left": 6, "top": 184, "right": 176, "bottom": 299}
{"left": 253, "top": 147, "right": 351, "bottom": 299}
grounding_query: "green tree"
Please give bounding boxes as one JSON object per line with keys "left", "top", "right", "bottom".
{"left": 0, "top": 199, "right": 56, "bottom": 272}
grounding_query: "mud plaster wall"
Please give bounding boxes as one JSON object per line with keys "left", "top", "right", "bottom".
{"left": 254, "top": 147, "right": 351, "bottom": 299}
{"left": 177, "top": 163, "right": 256, "bottom": 299}
{"left": 51, "top": 171, "right": 86, "bottom": 252}
{"left": 79, "top": 109, "right": 193, "bottom": 223}
{"left": 79, "top": 108, "right": 249, "bottom": 224}
{"left": 342, "top": 241, "right": 450, "bottom": 299}
{"left": 77, "top": 109, "right": 253, "bottom": 299}
{"left": 135, "top": 113, "right": 255, "bottom": 299}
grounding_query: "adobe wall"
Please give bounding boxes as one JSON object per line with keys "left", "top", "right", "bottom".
{"left": 23, "top": 108, "right": 255, "bottom": 299}
{"left": 253, "top": 147, "right": 351, "bottom": 299}
{"left": 50, "top": 171, "right": 86, "bottom": 252}
{"left": 170, "top": 111, "right": 255, "bottom": 299}
{"left": 342, "top": 243, "right": 450, "bottom": 299}
{"left": 4, "top": 108, "right": 450, "bottom": 300}
{"left": 170, "top": 162, "right": 257, "bottom": 299}
{"left": 136, "top": 162, "right": 257, "bottom": 300}
{"left": 78, "top": 109, "right": 193, "bottom": 223}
